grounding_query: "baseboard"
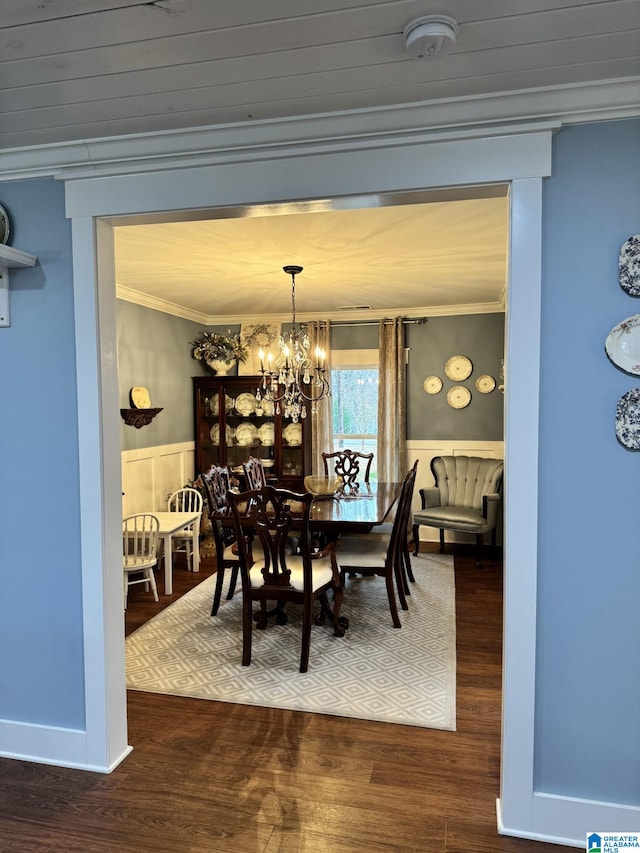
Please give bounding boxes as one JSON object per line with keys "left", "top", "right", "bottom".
{"left": 0, "top": 718, "right": 133, "bottom": 773}
{"left": 497, "top": 792, "right": 640, "bottom": 848}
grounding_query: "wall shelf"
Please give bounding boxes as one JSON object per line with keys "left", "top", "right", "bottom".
{"left": 120, "top": 407, "right": 163, "bottom": 429}
{"left": 0, "top": 244, "right": 38, "bottom": 327}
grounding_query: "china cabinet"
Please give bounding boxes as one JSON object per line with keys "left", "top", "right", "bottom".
{"left": 193, "top": 375, "right": 311, "bottom": 489}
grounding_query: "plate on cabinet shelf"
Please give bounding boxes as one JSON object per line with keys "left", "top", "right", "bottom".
{"left": 615, "top": 389, "right": 640, "bottom": 450}
{"left": 258, "top": 423, "right": 275, "bottom": 445}
{"left": 209, "top": 394, "right": 234, "bottom": 416}
{"left": 445, "top": 355, "right": 472, "bottom": 381}
{"left": 235, "top": 392, "right": 256, "bottom": 415}
{"left": 236, "top": 422, "right": 259, "bottom": 446}
{"left": 210, "top": 424, "right": 234, "bottom": 445}
{"left": 446, "top": 385, "right": 471, "bottom": 409}
{"left": 283, "top": 423, "right": 302, "bottom": 446}
{"left": 619, "top": 235, "right": 640, "bottom": 297}
{"left": 605, "top": 314, "right": 640, "bottom": 375}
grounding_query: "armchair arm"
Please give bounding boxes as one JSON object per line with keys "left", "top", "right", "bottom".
{"left": 482, "top": 493, "right": 501, "bottom": 528}
{"left": 419, "top": 486, "right": 441, "bottom": 509}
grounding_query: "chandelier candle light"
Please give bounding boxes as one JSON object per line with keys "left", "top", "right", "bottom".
{"left": 256, "top": 265, "right": 330, "bottom": 422}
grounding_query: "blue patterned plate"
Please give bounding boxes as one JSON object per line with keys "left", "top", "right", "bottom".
{"left": 619, "top": 235, "right": 640, "bottom": 297}
{"left": 615, "top": 389, "right": 640, "bottom": 450}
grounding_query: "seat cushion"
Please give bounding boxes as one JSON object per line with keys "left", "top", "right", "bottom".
{"left": 249, "top": 555, "right": 334, "bottom": 592}
{"left": 413, "top": 505, "right": 491, "bottom": 534}
{"left": 337, "top": 534, "right": 390, "bottom": 569}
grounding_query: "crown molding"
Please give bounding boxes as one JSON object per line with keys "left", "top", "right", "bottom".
{"left": 117, "top": 284, "right": 504, "bottom": 324}
{"left": 0, "top": 78, "right": 638, "bottom": 183}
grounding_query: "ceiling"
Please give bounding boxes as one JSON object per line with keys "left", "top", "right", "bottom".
{"left": 3, "top": 0, "right": 637, "bottom": 320}
{"left": 1, "top": 0, "right": 638, "bottom": 151}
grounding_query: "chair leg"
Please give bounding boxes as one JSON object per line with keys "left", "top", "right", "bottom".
{"left": 210, "top": 565, "right": 226, "bottom": 616}
{"left": 146, "top": 568, "right": 159, "bottom": 602}
{"left": 385, "top": 570, "right": 402, "bottom": 628}
{"left": 300, "top": 597, "right": 313, "bottom": 673}
{"left": 227, "top": 565, "right": 239, "bottom": 599}
{"left": 242, "top": 594, "right": 253, "bottom": 666}
{"left": 394, "top": 558, "right": 409, "bottom": 612}
{"left": 412, "top": 523, "right": 420, "bottom": 556}
{"left": 476, "top": 533, "right": 484, "bottom": 568}
{"left": 439, "top": 529, "right": 445, "bottom": 553}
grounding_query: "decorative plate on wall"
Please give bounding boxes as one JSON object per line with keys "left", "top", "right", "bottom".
{"left": 445, "top": 355, "right": 473, "bottom": 381}
{"left": 615, "top": 389, "right": 640, "bottom": 450}
{"left": 475, "top": 374, "right": 496, "bottom": 394}
{"left": 0, "top": 204, "right": 10, "bottom": 245}
{"left": 619, "top": 234, "right": 640, "bottom": 297}
{"left": 446, "top": 385, "right": 471, "bottom": 409}
{"left": 605, "top": 314, "right": 640, "bottom": 375}
{"left": 129, "top": 386, "right": 151, "bottom": 408}
{"left": 423, "top": 375, "right": 443, "bottom": 394}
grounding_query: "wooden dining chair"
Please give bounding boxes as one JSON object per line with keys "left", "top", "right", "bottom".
{"left": 322, "top": 449, "right": 373, "bottom": 493}
{"left": 166, "top": 486, "right": 203, "bottom": 571}
{"left": 200, "top": 466, "right": 242, "bottom": 616}
{"left": 335, "top": 461, "right": 418, "bottom": 628}
{"left": 242, "top": 456, "right": 267, "bottom": 490}
{"left": 122, "top": 513, "right": 160, "bottom": 609}
{"left": 226, "top": 485, "right": 346, "bottom": 673}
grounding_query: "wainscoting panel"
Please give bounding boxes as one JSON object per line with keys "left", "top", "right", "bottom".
{"left": 121, "top": 442, "right": 195, "bottom": 516}
{"left": 407, "top": 440, "right": 505, "bottom": 546}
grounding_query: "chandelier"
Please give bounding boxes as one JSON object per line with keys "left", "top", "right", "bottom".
{"left": 256, "top": 265, "right": 330, "bottom": 422}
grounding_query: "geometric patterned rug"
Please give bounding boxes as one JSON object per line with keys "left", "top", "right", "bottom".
{"left": 126, "top": 553, "right": 456, "bottom": 730}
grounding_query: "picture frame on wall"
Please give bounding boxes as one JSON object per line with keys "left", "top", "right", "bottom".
{"left": 239, "top": 322, "right": 281, "bottom": 375}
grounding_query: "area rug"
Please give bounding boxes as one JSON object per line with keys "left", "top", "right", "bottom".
{"left": 126, "top": 553, "right": 456, "bottom": 730}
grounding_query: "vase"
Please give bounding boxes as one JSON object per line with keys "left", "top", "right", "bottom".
{"left": 206, "top": 358, "right": 236, "bottom": 376}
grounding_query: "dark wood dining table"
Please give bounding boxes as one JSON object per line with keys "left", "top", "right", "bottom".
{"left": 308, "top": 481, "right": 402, "bottom": 535}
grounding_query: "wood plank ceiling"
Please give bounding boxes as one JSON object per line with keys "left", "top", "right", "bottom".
{"left": 1, "top": 1, "right": 638, "bottom": 319}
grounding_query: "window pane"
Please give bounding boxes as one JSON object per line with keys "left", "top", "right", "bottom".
{"left": 331, "top": 368, "right": 379, "bottom": 480}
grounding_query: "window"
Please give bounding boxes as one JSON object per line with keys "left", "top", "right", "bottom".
{"left": 331, "top": 349, "right": 378, "bottom": 480}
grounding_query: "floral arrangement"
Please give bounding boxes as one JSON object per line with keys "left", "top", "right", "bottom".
{"left": 191, "top": 331, "right": 248, "bottom": 364}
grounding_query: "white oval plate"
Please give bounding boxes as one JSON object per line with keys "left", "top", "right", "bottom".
{"left": 235, "top": 392, "right": 256, "bottom": 415}
{"left": 210, "top": 424, "right": 234, "bottom": 445}
{"left": 258, "top": 422, "right": 275, "bottom": 445}
{"left": 475, "top": 374, "right": 496, "bottom": 394}
{"left": 235, "top": 421, "right": 259, "bottom": 445}
{"left": 619, "top": 234, "right": 640, "bottom": 297}
{"left": 615, "top": 389, "right": 640, "bottom": 450}
{"left": 423, "top": 375, "right": 443, "bottom": 394}
{"left": 605, "top": 314, "right": 640, "bottom": 375}
{"left": 446, "top": 385, "right": 471, "bottom": 409}
{"left": 283, "top": 422, "right": 302, "bottom": 446}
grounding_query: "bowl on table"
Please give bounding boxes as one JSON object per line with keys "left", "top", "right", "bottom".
{"left": 304, "top": 475, "right": 343, "bottom": 497}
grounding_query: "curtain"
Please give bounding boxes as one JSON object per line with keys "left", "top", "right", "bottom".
{"left": 377, "top": 318, "right": 407, "bottom": 482}
{"left": 307, "top": 319, "right": 334, "bottom": 473}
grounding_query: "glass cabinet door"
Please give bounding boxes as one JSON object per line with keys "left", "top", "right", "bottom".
{"left": 223, "top": 379, "right": 276, "bottom": 479}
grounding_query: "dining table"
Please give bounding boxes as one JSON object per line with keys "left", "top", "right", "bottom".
{"left": 309, "top": 480, "right": 402, "bottom": 535}
{"left": 148, "top": 510, "right": 201, "bottom": 595}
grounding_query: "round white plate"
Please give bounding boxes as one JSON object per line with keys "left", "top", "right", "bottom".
{"left": 283, "top": 422, "right": 302, "bottom": 446}
{"left": 619, "top": 234, "right": 640, "bottom": 297}
{"left": 210, "top": 424, "right": 234, "bottom": 445}
{"left": 130, "top": 386, "right": 151, "bottom": 408}
{"left": 605, "top": 314, "right": 640, "bottom": 375}
{"left": 423, "top": 375, "right": 443, "bottom": 394}
{"left": 235, "top": 421, "right": 259, "bottom": 445}
{"left": 445, "top": 355, "right": 472, "bottom": 381}
{"left": 258, "top": 422, "right": 275, "bottom": 445}
{"left": 0, "top": 204, "right": 10, "bottom": 245}
{"left": 235, "top": 392, "right": 256, "bottom": 415}
{"left": 615, "top": 389, "right": 640, "bottom": 450}
{"left": 446, "top": 385, "right": 471, "bottom": 409}
{"left": 475, "top": 374, "right": 496, "bottom": 394}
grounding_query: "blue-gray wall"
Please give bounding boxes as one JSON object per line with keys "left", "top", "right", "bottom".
{"left": 535, "top": 119, "right": 640, "bottom": 802}
{"left": 0, "top": 179, "right": 85, "bottom": 727}
{"left": 117, "top": 300, "right": 207, "bottom": 451}
{"left": 1, "top": 119, "right": 638, "bottom": 811}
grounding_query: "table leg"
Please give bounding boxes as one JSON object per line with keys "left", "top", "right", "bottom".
{"left": 162, "top": 533, "right": 173, "bottom": 595}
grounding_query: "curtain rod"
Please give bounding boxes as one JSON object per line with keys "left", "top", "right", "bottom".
{"left": 329, "top": 318, "right": 427, "bottom": 328}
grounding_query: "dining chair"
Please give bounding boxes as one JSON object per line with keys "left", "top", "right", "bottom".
{"left": 200, "top": 466, "right": 242, "bottom": 616}
{"left": 335, "top": 461, "right": 418, "bottom": 628}
{"left": 122, "top": 513, "right": 160, "bottom": 609}
{"left": 242, "top": 456, "right": 267, "bottom": 490}
{"left": 322, "top": 449, "right": 373, "bottom": 493}
{"left": 226, "top": 485, "right": 346, "bottom": 673}
{"left": 166, "top": 486, "right": 203, "bottom": 571}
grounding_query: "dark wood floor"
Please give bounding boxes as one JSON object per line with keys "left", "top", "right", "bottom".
{"left": 0, "top": 545, "right": 567, "bottom": 853}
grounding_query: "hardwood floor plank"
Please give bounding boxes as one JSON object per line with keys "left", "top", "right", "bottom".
{"left": 0, "top": 544, "right": 567, "bottom": 852}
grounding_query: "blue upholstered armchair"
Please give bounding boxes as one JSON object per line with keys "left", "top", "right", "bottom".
{"left": 412, "top": 456, "right": 503, "bottom": 566}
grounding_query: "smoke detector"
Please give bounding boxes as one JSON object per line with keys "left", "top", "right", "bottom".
{"left": 403, "top": 15, "right": 458, "bottom": 59}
